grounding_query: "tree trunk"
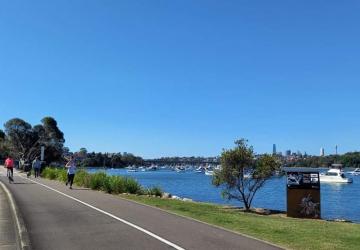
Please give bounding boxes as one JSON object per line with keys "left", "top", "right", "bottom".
{"left": 244, "top": 200, "right": 251, "bottom": 211}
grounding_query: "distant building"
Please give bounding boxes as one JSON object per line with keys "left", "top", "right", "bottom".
{"left": 320, "top": 148, "right": 325, "bottom": 157}
{"left": 285, "top": 150, "right": 291, "bottom": 156}
{"left": 273, "top": 144, "right": 276, "bottom": 155}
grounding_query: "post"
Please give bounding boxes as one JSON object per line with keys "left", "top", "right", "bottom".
{"left": 41, "top": 146, "right": 45, "bottom": 161}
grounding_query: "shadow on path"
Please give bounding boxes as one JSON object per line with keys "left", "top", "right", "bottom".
{"left": 12, "top": 182, "right": 36, "bottom": 185}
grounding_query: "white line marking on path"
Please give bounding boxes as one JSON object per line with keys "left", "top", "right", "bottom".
{"left": 16, "top": 173, "right": 185, "bottom": 250}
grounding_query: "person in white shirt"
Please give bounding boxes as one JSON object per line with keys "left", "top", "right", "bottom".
{"left": 65, "top": 155, "right": 77, "bottom": 189}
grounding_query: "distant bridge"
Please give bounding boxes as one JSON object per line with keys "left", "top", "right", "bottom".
{"left": 144, "top": 159, "right": 220, "bottom": 166}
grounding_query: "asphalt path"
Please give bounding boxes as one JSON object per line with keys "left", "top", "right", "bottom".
{"left": 0, "top": 183, "right": 17, "bottom": 249}
{"left": 0, "top": 168, "right": 282, "bottom": 250}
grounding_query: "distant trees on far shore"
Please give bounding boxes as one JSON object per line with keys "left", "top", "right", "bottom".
{"left": 77, "top": 151, "right": 144, "bottom": 168}
{"left": 283, "top": 152, "right": 360, "bottom": 168}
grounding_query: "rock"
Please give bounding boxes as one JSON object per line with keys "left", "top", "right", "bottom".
{"left": 162, "top": 192, "right": 172, "bottom": 199}
{"left": 182, "top": 198, "right": 193, "bottom": 202}
{"left": 171, "top": 195, "right": 181, "bottom": 200}
{"left": 254, "top": 208, "right": 271, "bottom": 215}
{"left": 331, "top": 219, "right": 353, "bottom": 223}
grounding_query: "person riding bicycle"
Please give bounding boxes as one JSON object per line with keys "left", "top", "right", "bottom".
{"left": 5, "top": 156, "right": 14, "bottom": 183}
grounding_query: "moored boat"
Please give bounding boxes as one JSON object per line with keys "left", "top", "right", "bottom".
{"left": 146, "top": 164, "right": 158, "bottom": 171}
{"left": 348, "top": 168, "right": 360, "bottom": 176}
{"left": 175, "top": 166, "right": 186, "bottom": 172}
{"left": 320, "top": 164, "right": 353, "bottom": 183}
{"left": 205, "top": 169, "right": 214, "bottom": 176}
{"left": 195, "top": 166, "right": 205, "bottom": 173}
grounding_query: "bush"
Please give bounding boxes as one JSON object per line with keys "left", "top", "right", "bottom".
{"left": 41, "top": 167, "right": 145, "bottom": 195}
{"left": 89, "top": 172, "right": 108, "bottom": 190}
{"left": 146, "top": 186, "right": 163, "bottom": 197}
{"left": 124, "top": 177, "right": 142, "bottom": 194}
{"left": 74, "top": 169, "right": 91, "bottom": 188}
{"left": 101, "top": 175, "right": 112, "bottom": 193}
{"left": 56, "top": 169, "right": 68, "bottom": 182}
{"left": 108, "top": 176, "right": 126, "bottom": 194}
{"left": 42, "top": 168, "right": 58, "bottom": 180}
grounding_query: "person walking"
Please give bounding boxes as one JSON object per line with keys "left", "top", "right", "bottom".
{"left": 32, "top": 157, "right": 42, "bottom": 178}
{"left": 5, "top": 156, "right": 14, "bottom": 183}
{"left": 65, "top": 156, "right": 77, "bottom": 189}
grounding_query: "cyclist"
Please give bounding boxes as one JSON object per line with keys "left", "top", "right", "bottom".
{"left": 5, "top": 156, "right": 14, "bottom": 183}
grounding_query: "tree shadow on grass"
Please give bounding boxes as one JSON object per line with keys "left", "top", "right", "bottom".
{"left": 222, "top": 206, "right": 285, "bottom": 215}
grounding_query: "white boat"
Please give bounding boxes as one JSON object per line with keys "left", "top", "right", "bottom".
{"left": 146, "top": 165, "right": 157, "bottom": 171}
{"left": 195, "top": 166, "right": 205, "bottom": 173}
{"left": 127, "top": 167, "right": 138, "bottom": 172}
{"left": 320, "top": 168, "right": 353, "bottom": 183}
{"left": 175, "top": 166, "right": 186, "bottom": 172}
{"left": 244, "top": 173, "right": 251, "bottom": 179}
{"left": 205, "top": 169, "right": 214, "bottom": 176}
{"left": 348, "top": 168, "right": 360, "bottom": 176}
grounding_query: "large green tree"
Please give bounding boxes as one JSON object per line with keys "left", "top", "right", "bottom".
{"left": 3, "top": 117, "right": 65, "bottom": 164}
{"left": 213, "top": 139, "right": 280, "bottom": 211}
{"left": 38, "top": 117, "right": 65, "bottom": 163}
{"left": 3, "top": 118, "right": 37, "bottom": 161}
{"left": 0, "top": 129, "right": 8, "bottom": 159}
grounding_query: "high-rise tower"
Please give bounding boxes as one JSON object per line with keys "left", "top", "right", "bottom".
{"left": 273, "top": 144, "right": 276, "bottom": 155}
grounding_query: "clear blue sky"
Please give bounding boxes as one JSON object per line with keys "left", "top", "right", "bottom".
{"left": 1, "top": 1, "right": 359, "bottom": 158}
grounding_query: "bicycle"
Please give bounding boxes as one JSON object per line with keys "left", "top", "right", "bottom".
{"left": 6, "top": 168, "right": 14, "bottom": 183}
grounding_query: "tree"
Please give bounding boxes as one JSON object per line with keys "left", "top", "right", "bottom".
{"left": 0, "top": 129, "right": 8, "bottom": 159}
{"left": 213, "top": 139, "right": 280, "bottom": 211}
{"left": 78, "top": 148, "right": 88, "bottom": 158}
{"left": 39, "top": 117, "right": 65, "bottom": 162}
{"left": 3, "top": 117, "right": 65, "bottom": 164}
{"left": 3, "top": 118, "right": 38, "bottom": 162}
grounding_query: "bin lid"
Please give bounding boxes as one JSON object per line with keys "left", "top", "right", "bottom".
{"left": 282, "top": 167, "right": 320, "bottom": 173}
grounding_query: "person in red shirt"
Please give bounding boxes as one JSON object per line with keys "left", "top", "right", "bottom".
{"left": 5, "top": 156, "right": 14, "bottom": 183}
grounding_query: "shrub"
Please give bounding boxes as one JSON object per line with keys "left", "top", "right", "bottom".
{"left": 41, "top": 167, "right": 145, "bottom": 196}
{"left": 56, "top": 169, "right": 68, "bottom": 182}
{"left": 108, "top": 176, "right": 126, "bottom": 194}
{"left": 89, "top": 172, "right": 108, "bottom": 190}
{"left": 146, "top": 186, "right": 163, "bottom": 197}
{"left": 74, "top": 169, "right": 91, "bottom": 188}
{"left": 124, "top": 177, "right": 142, "bottom": 194}
{"left": 101, "top": 175, "right": 112, "bottom": 193}
{"left": 42, "top": 168, "right": 58, "bottom": 180}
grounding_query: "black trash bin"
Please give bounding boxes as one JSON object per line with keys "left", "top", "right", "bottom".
{"left": 24, "top": 162, "right": 31, "bottom": 177}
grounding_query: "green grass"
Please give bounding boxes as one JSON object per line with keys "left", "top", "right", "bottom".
{"left": 120, "top": 195, "right": 360, "bottom": 250}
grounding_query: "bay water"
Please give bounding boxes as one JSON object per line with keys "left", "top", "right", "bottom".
{"left": 87, "top": 168, "right": 360, "bottom": 223}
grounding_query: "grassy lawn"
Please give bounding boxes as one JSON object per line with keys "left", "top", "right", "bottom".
{"left": 120, "top": 195, "right": 360, "bottom": 250}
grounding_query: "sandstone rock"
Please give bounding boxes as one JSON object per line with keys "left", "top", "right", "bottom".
{"left": 162, "top": 192, "right": 172, "bottom": 198}
{"left": 182, "top": 198, "right": 193, "bottom": 202}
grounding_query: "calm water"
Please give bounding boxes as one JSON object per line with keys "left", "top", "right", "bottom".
{"left": 87, "top": 168, "right": 360, "bottom": 223}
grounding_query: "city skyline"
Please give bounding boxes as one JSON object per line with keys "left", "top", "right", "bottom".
{"left": 1, "top": 1, "right": 360, "bottom": 158}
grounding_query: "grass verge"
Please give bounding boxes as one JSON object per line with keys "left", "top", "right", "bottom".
{"left": 120, "top": 194, "right": 360, "bottom": 250}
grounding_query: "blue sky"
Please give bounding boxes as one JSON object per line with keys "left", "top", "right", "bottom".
{"left": 1, "top": 1, "right": 360, "bottom": 158}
